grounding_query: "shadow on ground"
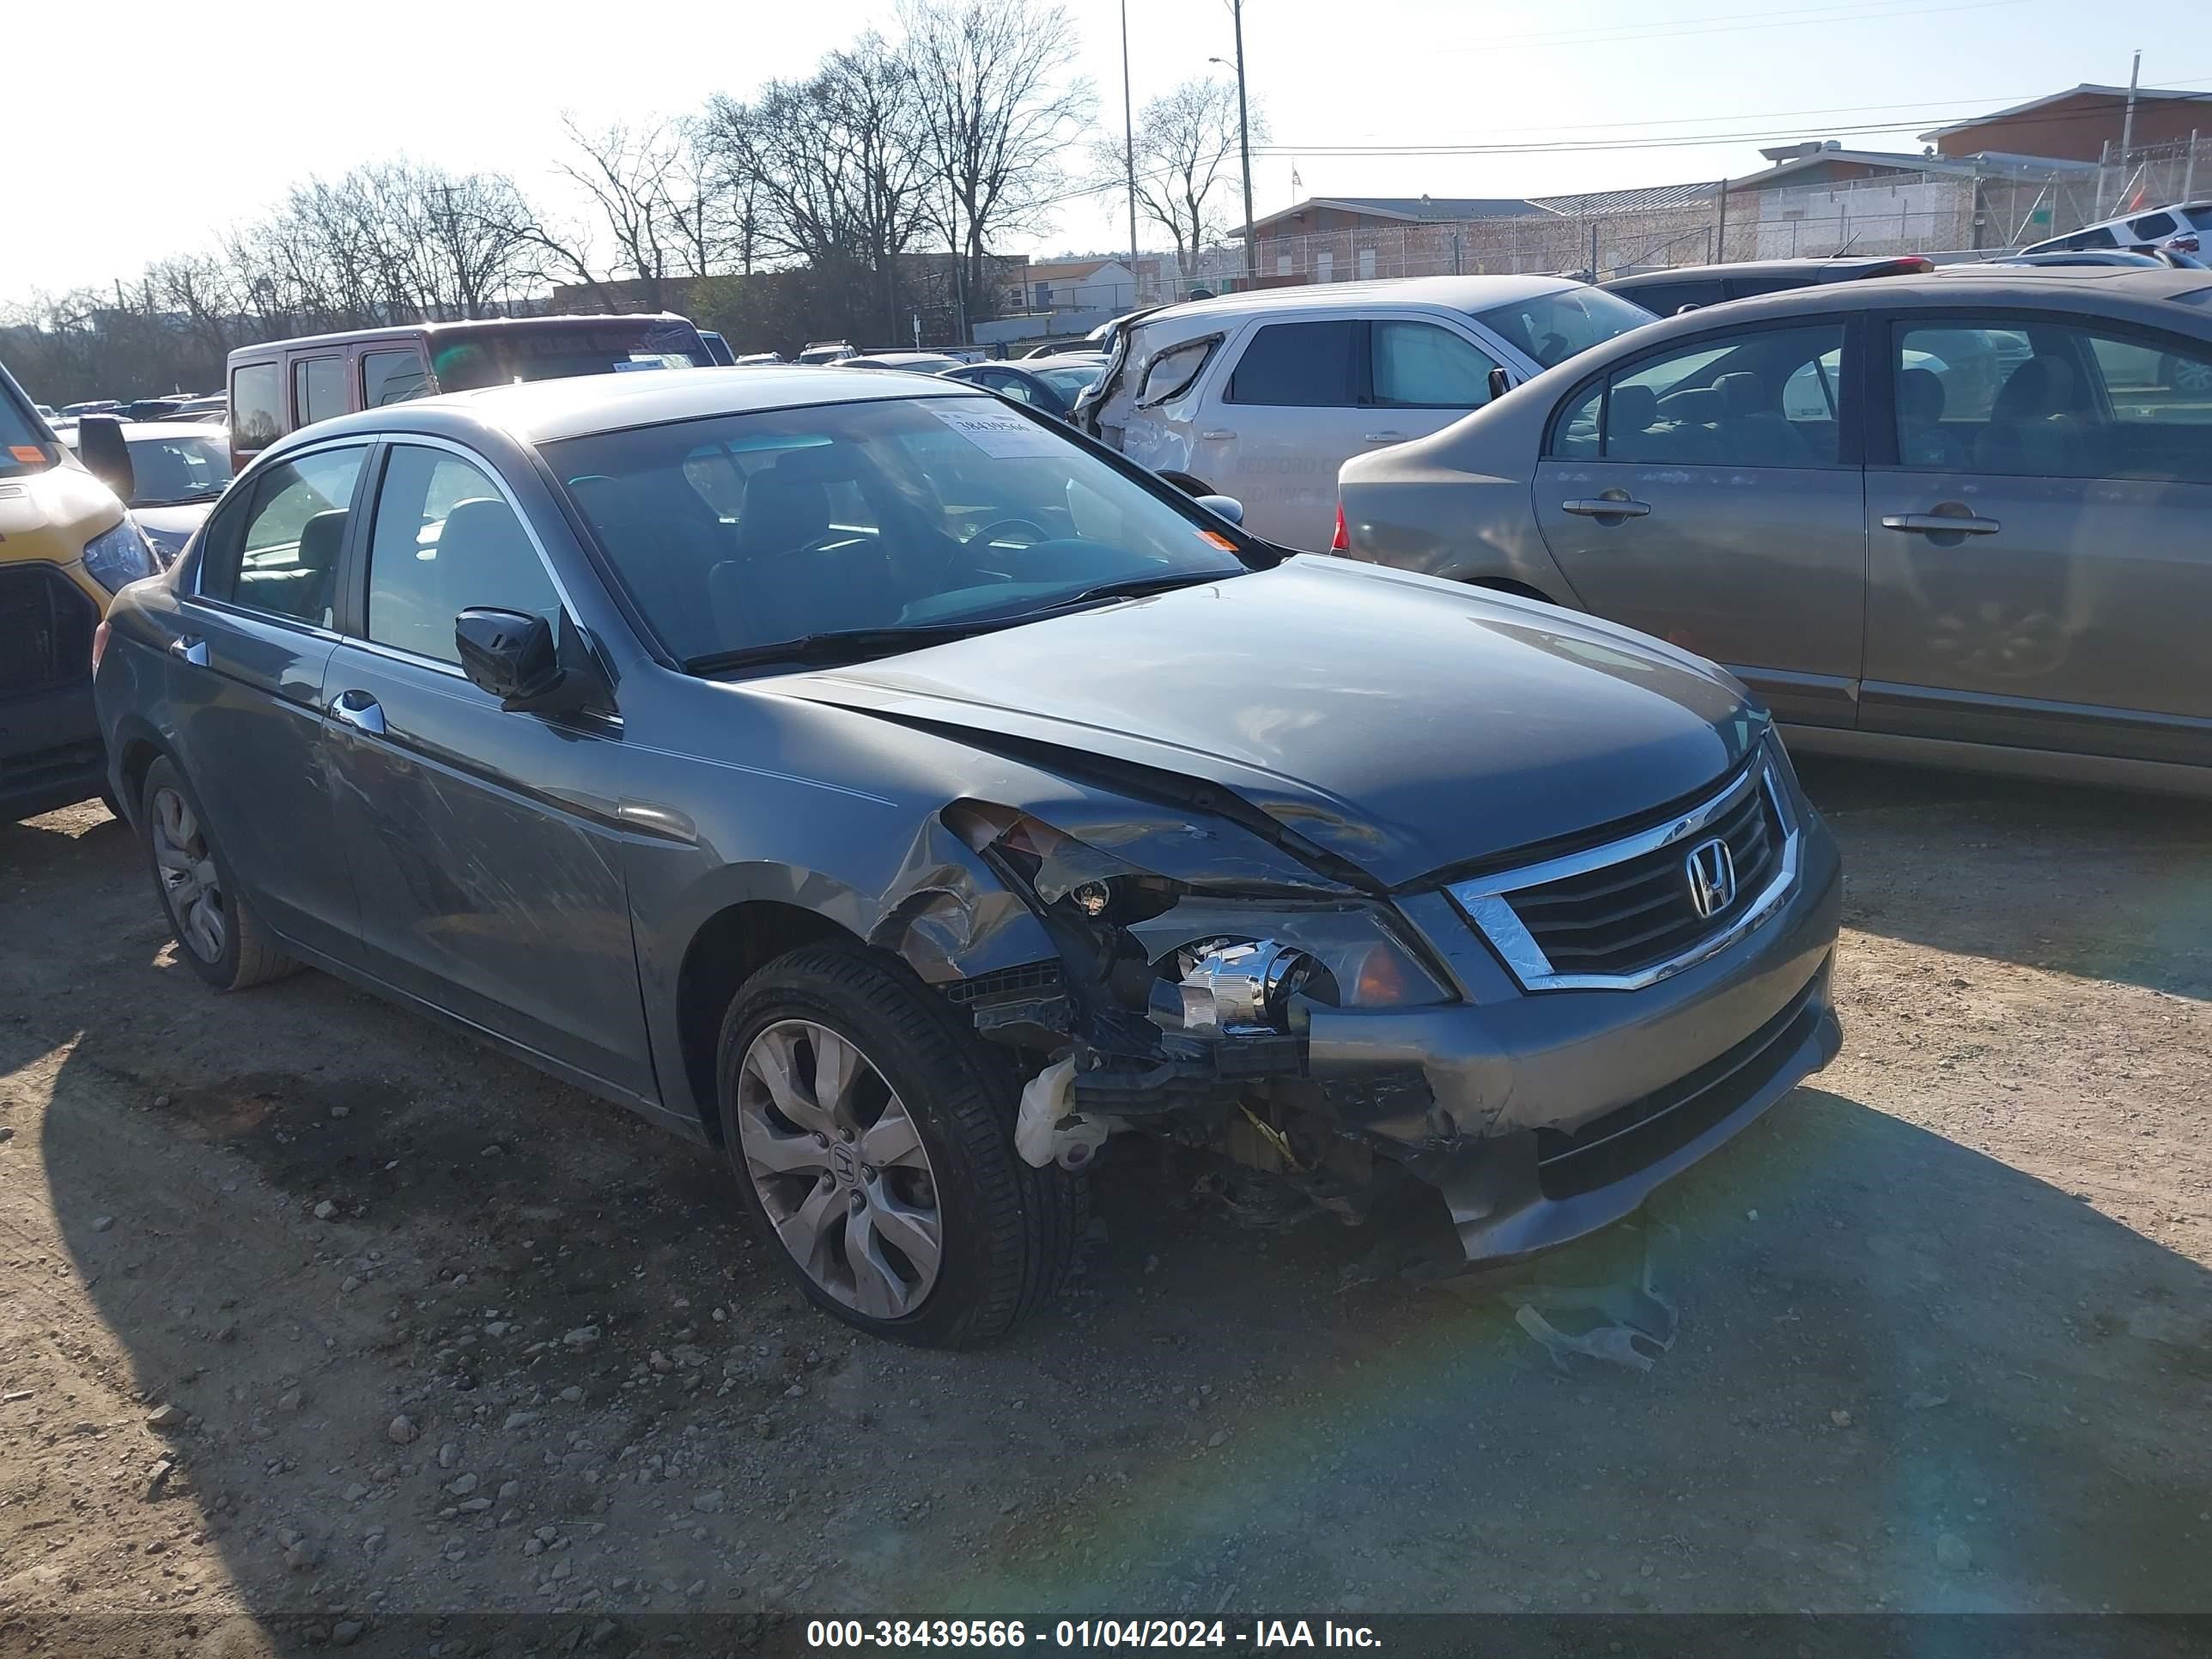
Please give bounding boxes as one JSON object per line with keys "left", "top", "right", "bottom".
{"left": 1795, "top": 757, "right": 2212, "bottom": 997}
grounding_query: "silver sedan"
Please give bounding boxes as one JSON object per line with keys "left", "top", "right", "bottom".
{"left": 1335, "top": 264, "right": 2212, "bottom": 796}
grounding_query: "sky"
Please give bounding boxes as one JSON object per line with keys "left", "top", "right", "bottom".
{"left": 7, "top": 0, "right": 2211, "bottom": 300}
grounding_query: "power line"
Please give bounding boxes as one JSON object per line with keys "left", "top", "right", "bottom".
{"left": 1259, "top": 80, "right": 2212, "bottom": 159}
{"left": 1432, "top": 0, "right": 2028, "bottom": 52}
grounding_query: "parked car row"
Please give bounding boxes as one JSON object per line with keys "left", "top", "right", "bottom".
{"left": 19, "top": 248, "right": 2208, "bottom": 1353}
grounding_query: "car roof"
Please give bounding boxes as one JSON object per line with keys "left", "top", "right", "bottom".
{"left": 226, "top": 313, "right": 700, "bottom": 360}
{"left": 1607, "top": 256, "right": 1923, "bottom": 285}
{"left": 273, "top": 365, "right": 986, "bottom": 451}
{"left": 58, "top": 418, "right": 223, "bottom": 446}
{"left": 1023, "top": 355, "right": 1106, "bottom": 371}
{"left": 1601, "top": 264, "right": 2212, "bottom": 342}
{"left": 1137, "top": 272, "right": 1583, "bottom": 326}
{"left": 121, "top": 421, "right": 229, "bottom": 439}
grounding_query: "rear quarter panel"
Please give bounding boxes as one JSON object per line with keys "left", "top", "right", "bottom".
{"left": 1337, "top": 381, "right": 1578, "bottom": 600}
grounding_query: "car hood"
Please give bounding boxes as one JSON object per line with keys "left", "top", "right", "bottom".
{"left": 773, "top": 558, "right": 1764, "bottom": 889}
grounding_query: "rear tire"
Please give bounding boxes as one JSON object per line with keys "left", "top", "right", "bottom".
{"left": 138, "top": 756, "right": 297, "bottom": 992}
{"left": 717, "top": 942, "right": 1082, "bottom": 1347}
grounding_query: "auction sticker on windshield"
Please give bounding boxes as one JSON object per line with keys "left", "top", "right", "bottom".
{"left": 927, "top": 400, "right": 1066, "bottom": 459}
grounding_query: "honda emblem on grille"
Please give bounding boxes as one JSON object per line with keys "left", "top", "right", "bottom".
{"left": 1684, "top": 837, "right": 1736, "bottom": 920}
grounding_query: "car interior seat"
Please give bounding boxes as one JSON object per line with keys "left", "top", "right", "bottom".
{"left": 1974, "top": 356, "right": 2085, "bottom": 474}
{"left": 1605, "top": 383, "right": 1662, "bottom": 456}
{"left": 434, "top": 497, "right": 555, "bottom": 627}
{"left": 1709, "top": 371, "right": 1803, "bottom": 465}
{"left": 1896, "top": 367, "right": 1966, "bottom": 468}
{"left": 234, "top": 507, "right": 347, "bottom": 628}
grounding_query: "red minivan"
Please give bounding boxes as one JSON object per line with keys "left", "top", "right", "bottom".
{"left": 225, "top": 313, "right": 714, "bottom": 471}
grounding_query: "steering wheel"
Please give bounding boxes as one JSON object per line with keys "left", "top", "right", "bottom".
{"left": 964, "top": 518, "right": 1049, "bottom": 548}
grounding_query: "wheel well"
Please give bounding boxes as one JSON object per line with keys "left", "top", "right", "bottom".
{"left": 1466, "top": 576, "right": 1555, "bottom": 604}
{"left": 116, "top": 736, "right": 163, "bottom": 823}
{"left": 675, "top": 901, "right": 851, "bottom": 1140}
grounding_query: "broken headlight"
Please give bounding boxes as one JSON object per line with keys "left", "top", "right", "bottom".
{"left": 951, "top": 805, "right": 1451, "bottom": 1028}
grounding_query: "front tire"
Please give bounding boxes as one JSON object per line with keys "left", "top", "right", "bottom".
{"left": 138, "top": 756, "right": 296, "bottom": 992}
{"left": 717, "top": 942, "right": 1081, "bottom": 1347}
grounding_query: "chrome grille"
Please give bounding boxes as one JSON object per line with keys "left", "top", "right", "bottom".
{"left": 1449, "top": 754, "right": 1799, "bottom": 993}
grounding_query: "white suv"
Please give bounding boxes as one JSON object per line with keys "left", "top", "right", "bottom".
{"left": 2021, "top": 199, "right": 2209, "bottom": 258}
{"left": 1079, "top": 276, "right": 1653, "bottom": 549}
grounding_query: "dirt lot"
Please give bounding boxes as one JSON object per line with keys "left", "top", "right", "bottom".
{"left": 2, "top": 757, "right": 2209, "bottom": 1656}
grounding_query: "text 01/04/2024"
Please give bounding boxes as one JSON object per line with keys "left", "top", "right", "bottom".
{"left": 805, "top": 1622, "right": 1384, "bottom": 1648}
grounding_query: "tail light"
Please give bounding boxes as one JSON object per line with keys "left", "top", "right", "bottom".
{"left": 91, "top": 619, "right": 112, "bottom": 672}
{"left": 1331, "top": 502, "right": 1350, "bottom": 553}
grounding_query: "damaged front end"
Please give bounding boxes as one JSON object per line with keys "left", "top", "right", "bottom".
{"left": 939, "top": 798, "right": 1460, "bottom": 1224}
{"left": 928, "top": 746, "right": 1844, "bottom": 1267}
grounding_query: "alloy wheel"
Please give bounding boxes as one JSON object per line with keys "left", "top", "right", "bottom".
{"left": 150, "top": 785, "right": 225, "bottom": 963}
{"left": 735, "top": 1018, "right": 944, "bottom": 1319}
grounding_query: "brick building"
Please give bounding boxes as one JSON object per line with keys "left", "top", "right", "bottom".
{"left": 1922, "top": 84, "right": 2212, "bottom": 164}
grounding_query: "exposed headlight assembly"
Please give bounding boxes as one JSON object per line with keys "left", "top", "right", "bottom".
{"left": 951, "top": 805, "right": 1451, "bottom": 1031}
{"left": 80, "top": 516, "right": 161, "bottom": 592}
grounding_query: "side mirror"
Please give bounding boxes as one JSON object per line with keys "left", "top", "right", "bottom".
{"left": 1674, "top": 302, "right": 1703, "bottom": 316}
{"left": 78, "top": 416, "right": 135, "bottom": 503}
{"left": 455, "top": 608, "right": 564, "bottom": 707}
{"left": 1486, "top": 367, "right": 1514, "bottom": 404}
{"left": 1193, "top": 494, "right": 1244, "bottom": 526}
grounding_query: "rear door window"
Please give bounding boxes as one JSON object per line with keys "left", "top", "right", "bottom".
{"left": 200, "top": 445, "right": 368, "bottom": 625}
{"left": 1224, "top": 320, "right": 1360, "bottom": 406}
{"left": 291, "top": 356, "right": 347, "bottom": 428}
{"left": 362, "top": 349, "right": 433, "bottom": 408}
{"left": 1548, "top": 324, "right": 1848, "bottom": 467}
{"left": 1725, "top": 275, "right": 1809, "bottom": 300}
{"left": 229, "top": 362, "right": 283, "bottom": 452}
{"left": 1133, "top": 337, "right": 1217, "bottom": 406}
{"left": 1370, "top": 321, "right": 1501, "bottom": 409}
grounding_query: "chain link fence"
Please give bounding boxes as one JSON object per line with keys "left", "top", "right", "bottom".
{"left": 1237, "top": 136, "right": 2210, "bottom": 284}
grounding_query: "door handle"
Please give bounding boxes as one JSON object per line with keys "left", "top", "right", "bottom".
{"left": 1360, "top": 430, "right": 1408, "bottom": 444}
{"left": 1198, "top": 429, "right": 1237, "bottom": 441}
{"left": 328, "top": 691, "right": 387, "bottom": 738}
{"left": 1560, "top": 498, "right": 1651, "bottom": 519}
{"left": 1881, "top": 512, "right": 2000, "bottom": 536}
{"left": 168, "top": 636, "right": 209, "bottom": 667}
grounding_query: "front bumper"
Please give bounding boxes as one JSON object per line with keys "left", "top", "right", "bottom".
{"left": 0, "top": 678, "right": 106, "bottom": 820}
{"left": 1303, "top": 811, "right": 1844, "bottom": 1261}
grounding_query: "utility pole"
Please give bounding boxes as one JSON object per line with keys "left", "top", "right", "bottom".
{"left": 1233, "top": 0, "right": 1255, "bottom": 284}
{"left": 2119, "top": 49, "right": 2142, "bottom": 169}
{"left": 1121, "top": 0, "right": 1140, "bottom": 294}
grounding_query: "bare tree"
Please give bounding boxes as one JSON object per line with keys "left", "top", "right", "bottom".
{"left": 901, "top": 0, "right": 1094, "bottom": 304}
{"left": 1097, "top": 78, "right": 1266, "bottom": 274}
{"left": 547, "top": 116, "right": 708, "bottom": 310}
{"left": 705, "top": 39, "right": 933, "bottom": 338}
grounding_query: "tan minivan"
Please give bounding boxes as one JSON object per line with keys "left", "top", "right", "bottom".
{"left": 226, "top": 313, "right": 714, "bottom": 472}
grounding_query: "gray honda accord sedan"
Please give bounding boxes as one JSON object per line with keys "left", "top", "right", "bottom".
{"left": 94, "top": 367, "right": 1842, "bottom": 1346}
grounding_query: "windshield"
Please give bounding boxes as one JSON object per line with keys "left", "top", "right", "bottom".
{"left": 546, "top": 393, "right": 1254, "bottom": 668}
{"left": 430, "top": 321, "right": 712, "bottom": 392}
{"left": 1, "top": 370, "right": 58, "bottom": 479}
{"left": 1036, "top": 365, "right": 1103, "bottom": 401}
{"left": 1475, "top": 285, "right": 1654, "bottom": 370}
{"left": 126, "top": 431, "right": 232, "bottom": 505}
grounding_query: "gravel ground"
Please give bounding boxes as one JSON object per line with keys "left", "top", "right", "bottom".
{"left": 1, "top": 758, "right": 2208, "bottom": 1657}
